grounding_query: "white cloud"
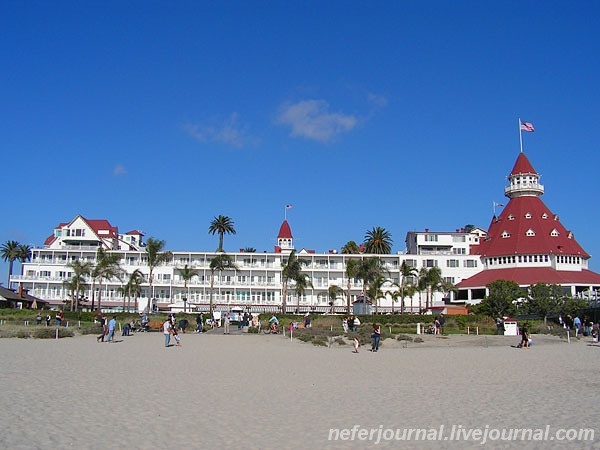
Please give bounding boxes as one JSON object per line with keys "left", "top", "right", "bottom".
{"left": 113, "top": 164, "right": 126, "bottom": 176}
{"left": 367, "top": 92, "right": 389, "bottom": 108}
{"left": 276, "top": 100, "right": 357, "bottom": 143}
{"left": 183, "top": 113, "right": 257, "bottom": 148}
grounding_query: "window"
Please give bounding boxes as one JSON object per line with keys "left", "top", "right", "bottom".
{"left": 501, "top": 231, "right": 510, "bottom": 238}
{"left": 453, "top": 235, "right": 466, "bottom": 242}
{"left": 525, "top": 212, "right": 532, "bottom": 219}
{"left": 542, "top": 213, "right": 548, "bottom": 219}
{"left": 464, "top": 260, "right": 477, "bottom": 268}
{"left": 550, "top": 229, "right": 559, "bottom": 237}
{"left": 508, "top": 214, "right": 515, "bottom": 220}
{"left": 404, "top": 259, "right": 417, "bottom": 268}
{"left": 446, "top": 260, "right": 459, "bottom": 268}
{"left": 452, "top": 248, "right": 466, "bottom": 255}
{"left": 425, "top": 259, "right": 437, "bottom": 268}
{"left": 424, "top": 234, "right": 438, "bottom": 242}
{"left": 526, "top": 229, "right": 536, "bottom": 236}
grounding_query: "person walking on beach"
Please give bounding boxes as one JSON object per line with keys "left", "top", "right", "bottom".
{"left": 45, "top": 314, "right": 51, "bottom": 326}
{"left": 97, "top": 314, "right": 107, "bottom": 342}
{"left": 574, "top": 316, "right": 582, "bottom": 336}
{"left": 106, "top": 316, "right": 117, "bottom": 343}
{"left": 342, "top": 317, "right": 349, "bottom": 333}
{"left": 163, "top": 318, "right": 172, "bottom": 347}
{"left": 353, "top": 316, "right": 360, "bottom": 332}
{"left": 519, "top": 325, "right": 530, "bottom": 349}
{"left": 438, "top": 313, "right": 445, "bottom": 335}
{"left": 36, "top": 312, "right": 42, "bottom": 325}
{"left": 224, "top": 313, "right": 231, "bottom": 334}
{"left": 371, "top": 323, "right": 381, "bottom": 352}
{"left": 195, "top": 313, "right": 203, "bottom": 333}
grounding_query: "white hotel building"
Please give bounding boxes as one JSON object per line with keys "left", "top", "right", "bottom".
{"left": 10, "top": 215, "right": 483, "bottom": 313}
{"left": 12, "top": 152, "right": 599, "bottom": 313}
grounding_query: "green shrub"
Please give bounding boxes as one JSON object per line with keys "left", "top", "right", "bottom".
{"left": 32, "top": 327, "right": 74, "bottom": 339}
{"left": 396, "top": 334, "right": 413, "bottom": 342}
{"left": 312, "top": 337, "right": 328, "bottom": 347}
{"left": 247, "top": 327, "right": 259, "bottom": 334}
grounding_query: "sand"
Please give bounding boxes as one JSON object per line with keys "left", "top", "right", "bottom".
{"left": 0, "top": 329, "right": 598, "bottom": 449}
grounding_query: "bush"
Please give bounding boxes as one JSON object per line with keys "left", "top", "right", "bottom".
{"left": 396, "top": 334, "right": 413, "bottom": 342}
{"left": 32, "top": 327, "right": 74, "bottom": 339}
{"left": 312, "top": 337, "right": 328, "bottom": 347}
{"left": 247, "top": 326, "right": 259, "bottom": 334}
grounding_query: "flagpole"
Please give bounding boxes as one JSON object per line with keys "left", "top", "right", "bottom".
{"left": 284, "top": 205, "right": 287, "bottom": 221}
{"left": 518, "top": 118, "right": 523, "bottom": 153}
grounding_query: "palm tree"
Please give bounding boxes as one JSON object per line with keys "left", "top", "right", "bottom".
{"left": 328, "top": 285, "right": 344, "bottom": 314}
{"left": 67, "top": 260, "right": 92, "bottom": 311}
{"left": 398, "top": 261, "right": 418, "bottom": 314}
{"left": 341, "top": 241, "right": 360, "bottom": 254}
{"left": 209, "top": 253, "right": 238, "bottom": 314}
{"left": 418, "top": 266, "right": 443, "bottom": 311}
{"left": 366, "top": 275, "right": 387, "bottom": 314}
{"left": 280, "top": 250, "right": 309, "bottom": 314}
{"left": 356, "top": 257, "right": 387, "bottom": 314}
{"left": 17, "top": 244, "right": 32, "bottom": 265}
{"left": 363, "top": 227, "right": 393, "bottom": 254}
{"left": 177, "top": 264, "right": 196, "bottom": 312}
{"left": 292, "top": 273, "right": 313, "bottom": 311}
{"left": 243, "top": 247, "right": 256, "bottom": 253}
{"left": 209, "top": 215, "right": 236, "bottom": 252}
{"left": 92, "top": 249, "right": 123, "bottom": 311}
{"left": 345, "top": 258, "right": 360, "bottom": 313}
{"left": 126, "top": 269, "right": 144, "bottom": 312}
{"left": 145, "top": 237, "right": 173, "bottom": 312}
{"left": 1, "top": 240, "right": 20, "bottom": 288}
{"left": 118, "top": 269, "right": 143, "bottom": 312}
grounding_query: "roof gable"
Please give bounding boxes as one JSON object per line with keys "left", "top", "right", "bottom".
{"left": 476, "top": 196, "right": 588, "bottom": 258}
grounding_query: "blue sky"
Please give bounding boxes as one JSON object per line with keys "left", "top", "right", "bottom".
{"left": 2, "top": 1, "right": 600, "bottom": 283}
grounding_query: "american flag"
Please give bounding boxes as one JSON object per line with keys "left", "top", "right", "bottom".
{"left": 520, "top": 121, "right": 535, "bottom": 132}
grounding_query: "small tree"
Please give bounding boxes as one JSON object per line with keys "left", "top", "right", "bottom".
{"left": 527, "top": 283, "right": 563, "bottom": 324}
{"left": 479, "top": 279, "right": 522, "bottom": 318}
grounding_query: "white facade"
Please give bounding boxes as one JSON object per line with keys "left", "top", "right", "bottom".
{"left": 11, "top": 216, "right": 485, "bottom": 313}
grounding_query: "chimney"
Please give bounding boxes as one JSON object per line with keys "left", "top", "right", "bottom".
{"left": 425, "top": 228, "right": 429, "bottom": 233}
{"left": 18, "top": 285, "right": 24, "bottom": 298}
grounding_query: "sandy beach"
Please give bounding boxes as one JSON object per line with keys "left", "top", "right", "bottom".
{"left": 0, "top": 330, "right": 598, "bottom": 449}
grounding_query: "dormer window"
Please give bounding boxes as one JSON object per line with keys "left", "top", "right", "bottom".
{"left": 501, "top": 231, "right": 510, "bottom": 238}
{"left": 542, "top": 213, "right": 548, "bottom": 219}
{"left": 526, "top": 229, "right": 536, "bottom": 237}
{"left": 525, "top": 212, "right": 532, "bottom": 219}
{"left": 550, "top": 229, "right": 559, "bottom": 237}
{"left": 568, "top": 232, "right": 573, "bottom": 239}
{"left": 554, "top": 215, "right": 559, "bottom": 221}
{"left": 508, "top": 214, "right": 515, "bottom": 221}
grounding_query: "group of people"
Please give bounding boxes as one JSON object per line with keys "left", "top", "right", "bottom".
{"left": 96, "top": 314, "right": 117, "bottom": 343}
{"left": 560, "top": 314, "right": 597, "bottom": 338}
{"left": 163, "top": 314, "right": 182, "bottom": 347}
{"left": 342, "top": 316, "right": 361, "bottom": 333}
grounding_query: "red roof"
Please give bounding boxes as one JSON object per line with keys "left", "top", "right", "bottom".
{"left": 474, "top": 196, "right": 588, "bottom": 258}
{"left": 277, "top": 220, "right": 293, "bottom": 239}
{"left": 457, "top": 267, "right": 600, "bottom": 289}
{"left": 510, "top": 152, "right": 537, "bottom": 176}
